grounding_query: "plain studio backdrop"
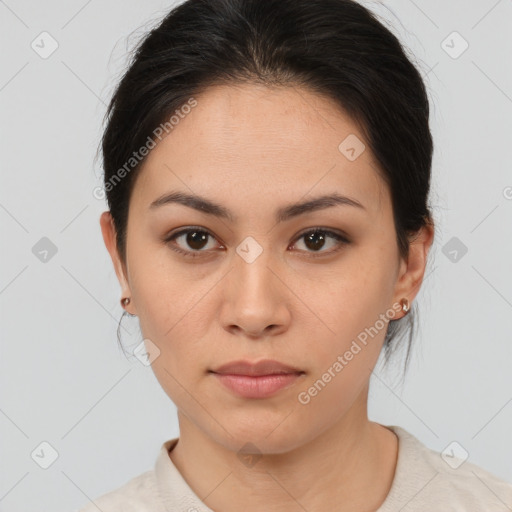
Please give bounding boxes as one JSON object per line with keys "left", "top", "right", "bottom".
{"left": 1, "top": 1, "right": 511, "bottom": 511}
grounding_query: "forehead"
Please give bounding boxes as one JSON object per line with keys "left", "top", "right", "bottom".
{"left": 132, "top": 83, "right": 388, "bottom": 217}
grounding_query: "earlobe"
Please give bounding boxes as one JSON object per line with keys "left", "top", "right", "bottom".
{"left": 400, "top": 298, "right": 410, "bottom": 315}
{"left": 99, "top": 211, "right": 133, "bottom": 310}
{"left": 392, "top": 223, "right": 435, "bottom": 317}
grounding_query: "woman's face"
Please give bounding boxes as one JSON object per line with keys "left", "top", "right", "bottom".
{"left": 102, "top": 83, "right": 426, "bottom": 453}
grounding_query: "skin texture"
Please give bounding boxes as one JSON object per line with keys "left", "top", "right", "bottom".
{"left": 100, "top": 83, "right": 434, "bottom": 511}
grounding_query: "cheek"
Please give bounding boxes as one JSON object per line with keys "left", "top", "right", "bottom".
{"left": 304, "top": 253, "right": 394, "bottom": 337}
{"left": 295, "top": 250, "right": 397, "bottom": 388}
{"left": 129, "top": 261, "right": 214, "bottom": 386}
{"left": 127, "top": 237, "right": 185, "bottom": 327}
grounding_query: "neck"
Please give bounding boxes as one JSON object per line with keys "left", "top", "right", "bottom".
{"left": 169, "top": 389, "right": 398, "bottom": 512}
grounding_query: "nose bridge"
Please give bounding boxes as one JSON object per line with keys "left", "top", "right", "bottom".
{"left": 220, "top": 235, "right": 289, "bottom": 335}
{"left": 233, "top": 235, "right": 277, "bottom": 301}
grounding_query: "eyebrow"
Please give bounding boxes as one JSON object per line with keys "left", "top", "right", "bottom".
{"left": 149, "top": 191, "right": 365, "bottom": 223}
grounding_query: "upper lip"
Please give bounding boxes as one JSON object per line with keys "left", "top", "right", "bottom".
{"left": 210, "top": 359, "right": 304, "bottom": 376}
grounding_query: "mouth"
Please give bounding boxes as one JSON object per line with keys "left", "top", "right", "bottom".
{"left": 210, "top": 372, "right": 305, "bottom": 399}
{"left": 208, "top": 359, "right": 305, "bottom": 399}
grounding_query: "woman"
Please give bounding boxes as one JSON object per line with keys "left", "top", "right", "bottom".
{"left": 82, "top": 0, "right": 512, "bottom": 510}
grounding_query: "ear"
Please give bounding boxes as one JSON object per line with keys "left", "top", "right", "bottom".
{"left": 392, "top": 222, "right": 435, "bottom": 319}
{"left": 99, "top": 211, "right": 136, "bottom": 315}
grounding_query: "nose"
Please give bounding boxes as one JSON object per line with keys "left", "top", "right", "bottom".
{"left": 219, "top": 248, "right": 291, "bottom": 338}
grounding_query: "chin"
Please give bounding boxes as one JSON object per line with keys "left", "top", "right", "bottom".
{"left": 205, "top": 414, "right": 309, "bottom": 456}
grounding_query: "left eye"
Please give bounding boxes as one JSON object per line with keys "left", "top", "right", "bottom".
{"left": 291, "top": 229, "right": 349, "bottom": 256}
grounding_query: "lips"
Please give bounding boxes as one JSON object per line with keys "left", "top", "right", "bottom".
{"left": 209, "top": 359, "right": 305, "bottom": 399}
{"left": 210, "top": 359, "right": 304, "bottom": 376}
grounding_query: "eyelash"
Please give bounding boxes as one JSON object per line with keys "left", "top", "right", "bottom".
{"left": 164, "top": 226, "right": 351, "bottom": 260}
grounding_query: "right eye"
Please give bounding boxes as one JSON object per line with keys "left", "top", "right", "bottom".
{"left": 164, "top": 227, "right": 223, "bottom": 259}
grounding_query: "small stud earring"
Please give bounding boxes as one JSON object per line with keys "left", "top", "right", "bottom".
{"left": 121, "top": 297, "right": 131, "bottom": 308}
{"left": 400, "top": 298, "right": 410, "bottom": 314}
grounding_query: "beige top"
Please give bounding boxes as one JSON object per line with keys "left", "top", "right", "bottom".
{"left": 79, "top": 425, "right": 512, "bottom": 511}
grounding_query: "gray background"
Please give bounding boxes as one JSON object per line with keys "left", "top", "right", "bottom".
{"left": 1, "top": 1, "right": 511, "bottom": 511}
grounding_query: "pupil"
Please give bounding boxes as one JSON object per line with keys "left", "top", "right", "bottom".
{"left": 305, "top": 232, "right": 325, "bottom": 251}
{"left": 187, "top": 231, "right": 208, "bottom": 250}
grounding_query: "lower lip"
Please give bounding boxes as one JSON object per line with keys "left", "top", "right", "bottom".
{"left": 211, "top": 372, "right": 304, "bottom": 399}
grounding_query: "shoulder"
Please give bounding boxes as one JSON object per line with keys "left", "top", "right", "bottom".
{"left": 388, "top": 425, "right": 512, "bottom": 510}
{"left": 77, "top": 437, "right": 182, "bottom": 512}
{"left": 78, "top": 469, "right": 159, "bottom": 512}
{"left": 423, "top": 446, "right": 512, "bottom": 508}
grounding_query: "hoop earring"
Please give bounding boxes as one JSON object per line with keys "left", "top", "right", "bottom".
{"left": 121, "top": 297, "right": 131, "bottom": 308}
{"left": 400, "top": 298, "right": 410, "bottom": 315}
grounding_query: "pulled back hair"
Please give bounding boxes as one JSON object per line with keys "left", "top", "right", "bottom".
{"left": 101, "top": 0, "right": 435, "bottom": 380}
